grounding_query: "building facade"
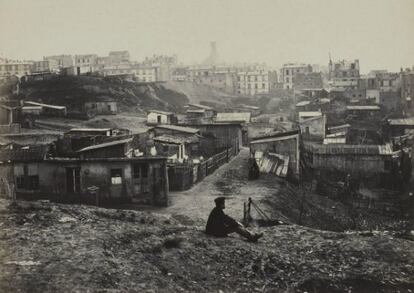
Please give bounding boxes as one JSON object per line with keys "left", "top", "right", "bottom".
{"left": 328, "top": 59, "right": 360, "bottom": 90}
{"left": 280, "top": 63, "right": 312, "bottom": 90}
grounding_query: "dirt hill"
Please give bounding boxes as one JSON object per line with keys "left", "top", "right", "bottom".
{"left": 0, "top": 199, "right": 413, "bottom": 293}
{"left": 17, "top": 76, "right": 189, "bottom": 113}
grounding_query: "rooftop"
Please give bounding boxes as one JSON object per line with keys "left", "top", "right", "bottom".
{"left": 216, "top": 112, "right": 251, "bottom": 123}
{"left": 186, "top": 103, "right": 213, "bottom": 110}
{"left": 154, "top": 124, "right": 199, "bottom": 134}
{"left": 148, "top": 109, "right": 174, "bottom": 115}
{"left": 346, "top": 105, "right": 381, "bottom": 111}
{"left": 388, "top": 118, "right": 414, "bottom": 126}
{"left": 77, "top": 138, "right": 132, "bottom": 153}
{"left": 296, "top": 101, "right": 311, "bottom": 107}
{"left": 154, "top": 135, "right": 198, "bottom": 145}
{"left": 25, "top": 101, "right": 66, "bottom": 110}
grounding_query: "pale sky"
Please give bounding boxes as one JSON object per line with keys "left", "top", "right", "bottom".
{"left": 1, "top": 0, "right": 413, "bottom": 73}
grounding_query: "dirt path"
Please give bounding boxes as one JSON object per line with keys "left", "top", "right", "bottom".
{"left": 157, "top": 147, "right": 282, "bottom": 225}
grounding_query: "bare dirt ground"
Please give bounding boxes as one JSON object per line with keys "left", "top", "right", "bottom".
{"left": 0, "top": 199, "right": 413, "bottom": 292}
{"left": 159, "top": 148, "right": 279, "bottom": 226}
{"left": 159, "top": 148, "right": 405, "bottom": 233}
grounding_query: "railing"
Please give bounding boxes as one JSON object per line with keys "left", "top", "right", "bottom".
{"left": 168, "top": 147, "right": 235, "bottom": 191}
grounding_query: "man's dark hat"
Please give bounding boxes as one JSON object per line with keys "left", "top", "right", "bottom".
{"left": 214, "top": 196, "right": 226, "bottom": 205}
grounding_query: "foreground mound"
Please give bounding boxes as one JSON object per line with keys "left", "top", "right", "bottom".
{"left": 0, "top": 199, "right": 413, "bottom": 292}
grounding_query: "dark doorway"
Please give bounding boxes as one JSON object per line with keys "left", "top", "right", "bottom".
{"left": 66, "top": 167, "right": 81, "bottom": 193}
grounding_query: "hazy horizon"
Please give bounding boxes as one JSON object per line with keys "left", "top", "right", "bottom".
{"left": 1, "top": 0, "right": 414, "bottom": 73}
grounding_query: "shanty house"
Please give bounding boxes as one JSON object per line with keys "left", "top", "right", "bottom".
{"left": 250, "top": 130, "right": 300, "bottom": 176}
{"left": 185, "top": 104, "right": 216, "bottom": 123}
{"left": 181, "top": 123, "right": 243, "bottom": 157}
{"left": 299, "top": 114, "right": 326, "bottom": 141}
{"left": 84, "top": 99, "right": 117, "bottom": 115}
{"left": 346, "top": 105, "right": 381, "bottom": 119}
{"left": 303, "top": 142, "right": 394, "bottom": 180}
{"left": 147, "top": 110, "right": 178, "bottom": 125}
{"left": 0, "top": 141, "right": 169, "bottom": 206}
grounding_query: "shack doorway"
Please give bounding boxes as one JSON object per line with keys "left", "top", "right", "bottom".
{"left": 66, "top": 167, "right": 80, "bottom": 193}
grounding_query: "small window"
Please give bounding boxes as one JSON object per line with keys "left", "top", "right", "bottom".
{"left": 111, "top": 169, "right": 123, "bottom": 185}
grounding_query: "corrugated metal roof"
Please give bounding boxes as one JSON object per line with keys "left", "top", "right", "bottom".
{"left": 77, "top": 138, "right": 132, "bottom": 153}
{"left": 216, "top": 112, "right": 251, "bottom": 123}
{"left": 155, "top": 124, "right": 199, "bottom": 134}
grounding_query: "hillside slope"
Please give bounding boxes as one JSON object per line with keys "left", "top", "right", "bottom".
{"left": 17, "top": 76, "right": 189, "bottom": 113}
{"left": 0, "top": 199, "right": 413, "bottom": 293}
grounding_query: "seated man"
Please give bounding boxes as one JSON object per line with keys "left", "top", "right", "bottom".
{"left": 205, "top": 197, "right": 263, "bottom": 242}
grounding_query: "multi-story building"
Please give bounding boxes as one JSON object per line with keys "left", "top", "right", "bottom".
{"left": 280, "top": 63, "right": 312, "bottom": 90}
{"left": 328, "top": 59, "right": 360, "bottom": 90}
{"left": 31, "top": 60, "right": 59, "bottom": 74}
{"left": 186, "top": 65, "right": 236, "bottom": 94}
{"left": 293, "top": 72, "right": 323, "bottom": 91}
{"left": 0, "top": 60, "right": 33, "bottom": 77}
{"left": 134, "top": 65, "right": 157, "bottom": 82}
{"left": 74, "top": 54, "right": 98, "bottom": 70}
{"left": 237, "top": 70, "right": 269, "bottom": 96}
{"left": 401, "top": 67, "right": 414, "bottom": 113}
{"left": 108, "top": 51, "right": 130, "bottom": 65}
{"left": 142, "top": 55, "right": 177, "bottom": 82}
{"left": 43, "top": 55, "right": 74, "bottom": 69}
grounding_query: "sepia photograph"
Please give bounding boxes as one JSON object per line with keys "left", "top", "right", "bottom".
{"left": 0, "top": 0, "right": 414, "bottom": 292}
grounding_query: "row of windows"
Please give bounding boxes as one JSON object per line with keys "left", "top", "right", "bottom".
{"left": 238, "top": 83, "right": 267, "bottom": 89}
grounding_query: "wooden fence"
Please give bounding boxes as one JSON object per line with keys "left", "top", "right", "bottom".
{"left": 168, "top": 147, "right": 235, "bottom": 191}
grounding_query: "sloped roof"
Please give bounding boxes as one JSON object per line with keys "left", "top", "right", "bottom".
{"left": 0, "top": 145, "right": 48, "bottom": 163}
{"left": 154, "top": 135, "right": 198, "bottom": 145}
{"left": 388, "top": 118, "right": 414, "bottom": 126}
{"left": 25, "top": 101, "right": 66, "bottom": 110}
{"left": 216, "top": 112, "right": 251, "bottom": 123}
{"left": 155, "top": 124, "right": 199, "bottom": 134}
{"left": 296, "top": 101, "right": 311, "bottom": 107}
{"left": 298, "top": 111, "right": 322, "bottom": 118}
{"left": 77, "top": 138, "right": 132, "bottom": 153}
{"left": 187, "top": 103, "right": 213, "bottom": 110}
{"left": 148, "top": 109, "right": 174, "bottom": 115}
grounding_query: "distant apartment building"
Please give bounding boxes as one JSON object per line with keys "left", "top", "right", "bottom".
{"left": 0, "top": 60, "right": 33, "bottom": 77}
{"left": 237, "top": 70, "right": 269, "bottom": 96}
{"left": 74, "top": 54, "right": 98, "bottom": 74}
{"left": 135, "top": 65, "right": 157, "bottom": 82}
{"left": 171, "top": 67, "right": 188, "bottom": 81}
{"left": 31, "top": 60, "right": 59, "bottom": 74}
{"left": 401, "top": 67, "right": 414, "bottom": 112}
{"left": 293, "top": 72, "right": 323, "bottom": 91}
{"left": 280, "top": 63, "right": 312, "bottom": 90}
{"left": 142, "top": 55, "right": 177, "bottom": 82}
{"left": 108, "top": 51, "right": 130, "bottom": 64}
{"left": 328, "top": 59, "right": 360, "bottom": 89}
{"left": 187, "top": 65, "right": 236, "bottom": 94}
{"left": 43, "top": 55, "right": 74, "bottom": 69}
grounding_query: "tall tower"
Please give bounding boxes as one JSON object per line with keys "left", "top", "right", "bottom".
{"left": 203, "top": 41, "right": 219, "bottom": 65}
